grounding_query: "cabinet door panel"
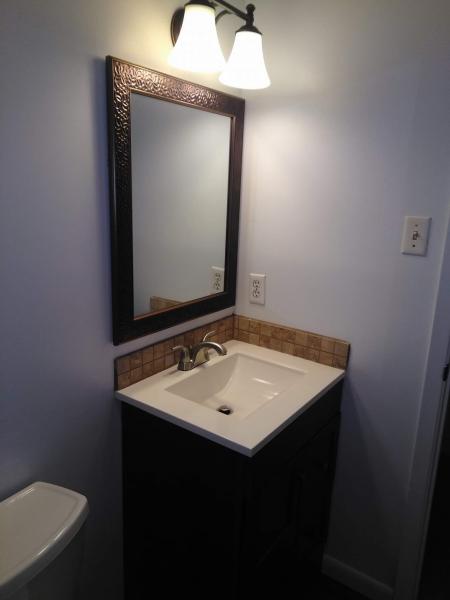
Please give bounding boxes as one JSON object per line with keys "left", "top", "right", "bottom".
{"left": 243, "top": 459, "right": 296, "bottom": 567}
{"left": 294, "top": 416, "right": 340, "bottom": 566}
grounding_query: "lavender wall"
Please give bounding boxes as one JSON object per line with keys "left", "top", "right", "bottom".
{"left": 0, "top": 1, "right": 239, "bottom": 597}
{"left": 3, "top": 1, "right": 449, "bottom": 598}
{"left": 237, "top": 1, "right": 450, "bottom": 597}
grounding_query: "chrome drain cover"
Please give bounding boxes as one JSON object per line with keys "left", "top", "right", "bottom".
{"left": 217, "top": 405, "right": 233, "bottom": 415}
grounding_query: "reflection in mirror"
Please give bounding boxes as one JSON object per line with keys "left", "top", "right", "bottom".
{"left": 131, "top": 93, "right": 230, "bottom": 317}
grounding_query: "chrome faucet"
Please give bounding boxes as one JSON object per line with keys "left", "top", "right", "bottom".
{"left": 173, "top": 331, "right": 227, "bottom": 371}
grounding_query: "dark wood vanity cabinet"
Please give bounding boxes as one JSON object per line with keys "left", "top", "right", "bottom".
{"left": 122, "top": 380, "right": 343, "bottom": 599}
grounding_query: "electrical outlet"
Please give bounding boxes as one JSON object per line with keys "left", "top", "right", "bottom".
{"left": 211, "top": 266, "right": 224, "bottom": 293}
{"left": 249, "top": 273, "right": 266, "bottom": 305}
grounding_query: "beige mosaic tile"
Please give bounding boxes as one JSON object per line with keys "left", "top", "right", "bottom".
{"left": 129, "top": 367, "right": 143, "bottom": 384}
{"left": 129, "top": 351, "right": 142, "bottom": 370}
{"left": 319, "top": 351, "right": 335, "bottom": 366}
{"left": 249, "top": 320, "right": 260, "bottom": 334}
{"left": 114, "top": 316, "right": 235, "bottom": 390}
{"left": 142, "top": 362, "right": 154, "bottom": 378}
{"left": 114, "top": 314, "right": 350, "bottom": 391}
{"left": 142, "top": 346, "right": 154, "bottom": 364}
{"left": 234, "top": 315, "right": 350, "bottom": 371}
{"left": 117, "top": 372, "right": 131, "bottom": 389}
{"left": 249, "top": 333, "right": 260, "bottom": 346}
{"left": 150, "top": 296, "right": 181, "bottom": 312}
{"left": 282, "top": 341, "right": 294, "bottom": 355}
{"left": 116, "top": 356, "right": 130, "bottom": 375}
{"left": 321, "top": 338, "right": 335, "bottom": 354}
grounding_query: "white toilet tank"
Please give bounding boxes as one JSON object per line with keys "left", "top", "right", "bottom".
{"left": 0, "top": 482, "right": 88, "bottom": 600}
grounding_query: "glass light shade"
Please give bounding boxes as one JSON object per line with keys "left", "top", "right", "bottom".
{"left": 219, "top": 30, "right": 271, "bottom": 90}
{"left": 168, "top": 4, "right": 225, "bottom": 73}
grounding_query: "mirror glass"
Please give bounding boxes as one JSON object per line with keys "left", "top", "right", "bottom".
{"left": 131, "top": 93, "right": 231, "bottom": 317}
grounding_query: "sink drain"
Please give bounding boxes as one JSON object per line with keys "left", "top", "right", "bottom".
{"left": 217, "top": 405, "right": 233, "bottom": 415}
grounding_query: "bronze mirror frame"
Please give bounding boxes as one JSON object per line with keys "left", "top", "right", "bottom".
{"left": 106, "top": 56, "right": 244, "bottom": 345}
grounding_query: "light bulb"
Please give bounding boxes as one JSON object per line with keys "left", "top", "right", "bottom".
{"left": 220, "top": 29, "right": 270, "bottom": 90}
{"left": 169, "top": 4, "right": 225, "bottom": 74}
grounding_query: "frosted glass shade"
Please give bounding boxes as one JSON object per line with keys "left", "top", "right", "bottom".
{"left": 219, "top": 30, "right": 271, "bottom": 90}
{"left": 168, "top": 4, "right": 225, "bottom": 73}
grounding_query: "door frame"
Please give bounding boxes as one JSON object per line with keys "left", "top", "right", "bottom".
{"left": 394, "top": 209, "right": 450, "bottom": 599}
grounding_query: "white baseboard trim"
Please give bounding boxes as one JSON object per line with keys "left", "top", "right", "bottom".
{"left": 322, "top": 554, "right": 394, "bottom": 600}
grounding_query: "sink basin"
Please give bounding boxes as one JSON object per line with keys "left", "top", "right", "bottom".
{"left": 167, "top": 353, "right": 305, "bottom": 420}
{"left": 116, "top": 340, "right": 344, "bottom": 456}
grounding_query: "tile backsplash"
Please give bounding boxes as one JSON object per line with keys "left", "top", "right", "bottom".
{"left": 115, "top": 316, "right": 234, "bottom": 390}
{"left": 233, "top": 315, "right": 350, "bottom": 370}
{"left": 115, "top": 314, "right": 350, "bottom": 390}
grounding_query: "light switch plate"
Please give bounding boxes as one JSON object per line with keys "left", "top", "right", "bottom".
{"left": 249, "top": 273, "right": 266, "bottom": 305}
{"left": 401, "top": 216, "right": 431, "bottom": 256}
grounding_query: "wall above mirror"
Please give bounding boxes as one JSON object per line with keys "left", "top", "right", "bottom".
{"left": 106, "top": 56, "right": 244, "bottom": 345}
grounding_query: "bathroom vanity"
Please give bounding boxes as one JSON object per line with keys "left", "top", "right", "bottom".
{"left": 118, "top": 341, "right": 344, "bottom": 599}
{"left": 108, "top": 57, "right": 347, "bottom": 598}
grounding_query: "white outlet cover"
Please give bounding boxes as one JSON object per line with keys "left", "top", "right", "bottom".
{"left": 211, "top": 266, "right": 224, "bottom": 293}
{"left": 401, "top": 216, "right": 431, "bottom": 256}
{"left": 249, "top": 273, "right": 266, "bottom": 305}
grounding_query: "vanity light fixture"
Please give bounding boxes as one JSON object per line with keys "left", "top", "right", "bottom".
{"left": 169, "top": 1, "right": 270, "bottom": 90}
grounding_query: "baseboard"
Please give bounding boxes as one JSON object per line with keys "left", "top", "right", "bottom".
{"left": 322, "top": 554, "right": 394, "bottom": 600}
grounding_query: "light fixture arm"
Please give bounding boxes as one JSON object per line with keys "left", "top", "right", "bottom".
{"left": 213, "top": 2, "right": 255, "bottom": 28}
{"left": 215, "top": 9, "right": 231, "bottom": 24}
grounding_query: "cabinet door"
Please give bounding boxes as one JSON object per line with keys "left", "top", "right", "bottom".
{"left": 122, "top": 405, "right": 245, "bottom": 600}
{"left": 293, "top": 416, "right": 340, "bottom": 568}
{"left": 238, "top": 458, "right": 298, "bottom": 598}
{"left": 240, "top": 417, "right": 340, "bottom": 596}
{"left": 248, "top": 459, "right": 297, "bottom": 566}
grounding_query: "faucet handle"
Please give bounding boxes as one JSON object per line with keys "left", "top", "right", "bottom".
{"left": 172, "top": 345, "right": 193, "bottom": 371}
{"left": 172, "top": 344, "right": 189, "bottom": 356}
{"left": 202, "top": 330, "right": 217, "bottom": 342}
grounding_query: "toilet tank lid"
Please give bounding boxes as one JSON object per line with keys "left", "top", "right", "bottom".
{"left": 0, "top": 482, "right": 88, "bottom": 599}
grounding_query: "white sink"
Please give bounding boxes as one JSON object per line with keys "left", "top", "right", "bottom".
{"left": 167, "top": 353, "right": 305, "bottom": 420}
{"left": 116, "top": 340, "right": 344, "bottom": 456}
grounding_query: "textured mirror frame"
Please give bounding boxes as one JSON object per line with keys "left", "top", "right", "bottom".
{"left": 106, "top": 56, "right": 244, "bottom": 345}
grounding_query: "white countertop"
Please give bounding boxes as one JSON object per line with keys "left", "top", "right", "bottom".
{"left": 116, "top": 340, "right": 344, "bottom": 456}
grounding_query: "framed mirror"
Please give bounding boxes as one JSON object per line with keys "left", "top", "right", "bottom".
{"left": 106, "top": 57, "right": 244, "bottom": 345}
